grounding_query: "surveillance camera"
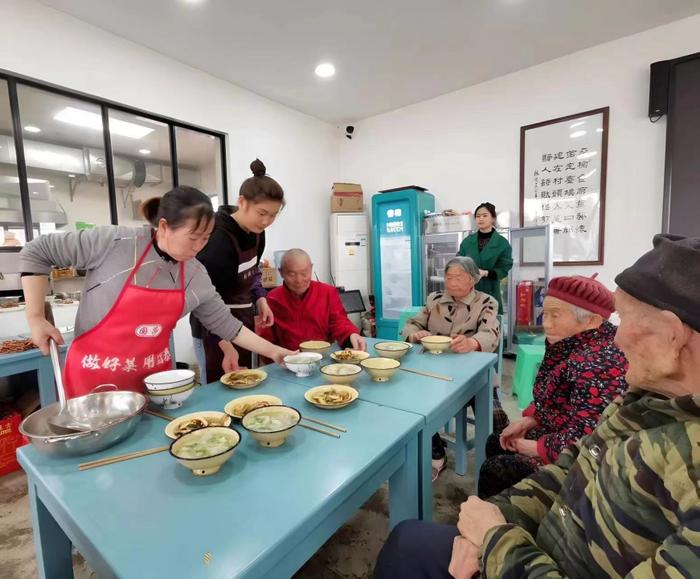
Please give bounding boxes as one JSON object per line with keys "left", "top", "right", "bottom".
{"left": 345, "top": 125, "right": 354, "bottom": 140}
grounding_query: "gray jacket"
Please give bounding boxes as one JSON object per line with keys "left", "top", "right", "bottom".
{"left": 19, "top": 226, "right": 242, "bottom": 341}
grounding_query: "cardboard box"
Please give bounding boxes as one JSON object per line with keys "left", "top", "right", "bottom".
{"left": 332, "top": 182, "right": 363, "bottom": 194}
{"left": 261, "top": 267, "right": 278, "bottom": 289}
{"left": 0, "top": 405, "right": 25, "bottom": 477}
{"left": 331, "top": 182, "right": 363, "bottom": 213}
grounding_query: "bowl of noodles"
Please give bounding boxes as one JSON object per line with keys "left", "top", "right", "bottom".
{"left": 220, "top": 369, "right": 267, "bottom": 390}
{"left": 304, "top": 385, "right": 358, "bottom": 409}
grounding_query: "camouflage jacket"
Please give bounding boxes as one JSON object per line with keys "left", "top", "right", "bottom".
{"left": 480, "top": 390, "right": 700, "bottom": 578}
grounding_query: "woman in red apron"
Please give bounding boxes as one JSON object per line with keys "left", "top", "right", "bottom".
{"left": 20, "top": 186, "right": 294, "bottom": 398}
{"left": 191, "top": 158, "right": 284, "bottom": 383}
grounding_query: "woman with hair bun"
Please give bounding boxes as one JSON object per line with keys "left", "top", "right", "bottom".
{"left": 191, "top": 158, "right": 285, "bottom": 382}
{"left": 19, "top": 185, "right": 293, "bottom": 398}
{"left": 458, "top": 202, "right": 513, "bottom": 315}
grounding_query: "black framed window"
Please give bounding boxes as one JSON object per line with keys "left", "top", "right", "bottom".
{"left": 0, "top": 79, "right": 25, "bottom": 247}
{"left": 0, "top": 71, "right": 228, "bottom": 246}
{"left": 108, "top": 110, "right": 173, "bottom": 226}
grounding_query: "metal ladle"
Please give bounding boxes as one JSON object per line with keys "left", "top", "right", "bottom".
{"left": 48, "top": 339, "right": 93, "bottom": 434}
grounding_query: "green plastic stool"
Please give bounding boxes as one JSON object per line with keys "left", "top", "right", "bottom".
{"left": 513, "top": 344, "right": 545, "bottom": 410}
{"left": 396, "top": 306, "right": 423, "bottom": 340}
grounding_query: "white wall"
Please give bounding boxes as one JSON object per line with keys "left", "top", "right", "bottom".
{"left": 340, "top": 13, "right": 700, "bottom": 288}
{"left": 1, "top": 0, "right": 341, "bottom": 282}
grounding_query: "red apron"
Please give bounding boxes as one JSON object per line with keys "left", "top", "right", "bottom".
{"left": 63, "top": 240, "right": 185, "bottom": 399}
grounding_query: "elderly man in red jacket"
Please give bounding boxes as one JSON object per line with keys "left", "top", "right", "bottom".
{"left": 258, "top": 249, "right": 366, "bottom": 351}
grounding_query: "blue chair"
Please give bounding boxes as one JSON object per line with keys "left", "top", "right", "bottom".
{"left": 396, "top": 306, "right": 424, "bottom": 340}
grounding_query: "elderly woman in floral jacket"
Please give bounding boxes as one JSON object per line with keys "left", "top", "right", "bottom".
{"left": 402, "top": 256, "right": 501, "bottom": 480}
{"left": 477, "top": 274, "right": 628, "bottom": 498}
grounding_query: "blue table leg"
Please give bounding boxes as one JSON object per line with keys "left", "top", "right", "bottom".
{"left": 28, "top": 481, "right": 73, "bottom": 579}
{"left": 474, "top": 368, "right": 494, "bottom": 494}
{"left": 388, "top": 432, "right": 419, "bottom": 529}
{"left": 454, "top": 405, "right": 468, "bottom": 476}
{"left": 418, "top": 428, "right": 433, "bottom": 521}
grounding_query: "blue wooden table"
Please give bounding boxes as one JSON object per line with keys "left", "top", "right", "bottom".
{"left": 17, "top": 378, "right": 422, "bottom": 579}
{"left": 268, "top": 338, "right": 496, "bottom": 520}
{"left": 0, "top": 343, "right": 68, "bottom": 407}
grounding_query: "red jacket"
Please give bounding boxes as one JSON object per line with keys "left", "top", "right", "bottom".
{"left": 258, "top": 281, "right": 359, "bottom": 350}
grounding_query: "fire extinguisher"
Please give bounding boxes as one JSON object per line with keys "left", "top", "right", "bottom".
{"left": 516, "top": 281, "right": 533, "bottom": 326}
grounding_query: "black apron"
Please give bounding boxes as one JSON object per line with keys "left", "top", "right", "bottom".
{"left": 202, "top": 227, "right": 260, "bottom": 380}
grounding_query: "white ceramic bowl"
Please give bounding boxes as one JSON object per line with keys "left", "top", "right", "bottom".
{"left": 144, "top": 369, "right": 195, "bottom": 391}
{"left": 360, "top": 357, "right": 401, "bottom": 382}
{"left": 241, "top": 405, "right": 301, "bottom": 448}
{"left": 420, "top": 335, "right": 452, "bottom": 354}
{"left": 146, "top": 382, "right": 195, "bottom": 409}
{"left": 320, "top": 363, "right": 363, "bottom": 385}
{"left": 169, "top": 426, "right": 240, "bottom": 476}
{"left": 284, "top": 353, "right": 323, "bottom": 377}
{"left": 373, "top": 341, "right": 412, "bottom": 360}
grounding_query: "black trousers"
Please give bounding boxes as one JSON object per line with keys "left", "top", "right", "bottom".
{"left": 374, "top": 520, "right": 459, "bottom": 579}
{"left": 476, "top": 433, "right": 538, "bottom": 499}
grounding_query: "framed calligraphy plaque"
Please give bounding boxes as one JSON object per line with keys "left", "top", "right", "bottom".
{"left": 519, "top": 107, "right": 609, "bottom": 265}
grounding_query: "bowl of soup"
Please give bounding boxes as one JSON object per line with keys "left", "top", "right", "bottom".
{"left": 299, "top": 340, "right": 332, "bottom": 355}
{"left": 320, "top": 363, "right": 363, "bottom": 385}
{"left": 360, "top": 357, "right": 401, "bottom": 382}
{"left": 169, "top": 426, "right": 240, "bottom": 476}
{"left": 284, "top": 353, "right": 323, "bottom": 377}
{"left": 373, "top": 341, "right": 412, "bottom": 360}
{"left": 420, "top": 335, "right": 452, "bottom": 354}
{"left": 241, "top": 405, "right": 301, "bottom": 448}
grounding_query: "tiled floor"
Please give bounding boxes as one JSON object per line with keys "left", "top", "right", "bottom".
{"left": 1, "top": 359, "right": 521, "bottom": 579}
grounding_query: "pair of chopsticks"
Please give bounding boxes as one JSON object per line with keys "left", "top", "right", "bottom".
{"left": 78, "top": 446, "right": 169, "bottom": 471}
{"left": 299, "top": 416, "right": 346, "bottom": 439}
{"left": 146, "top": 404, "right": 346, "bottom": 440}
{"left": 400, "top": 367, "right": 453, "bottom": 382}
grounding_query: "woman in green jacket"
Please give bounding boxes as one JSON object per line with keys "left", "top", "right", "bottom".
{"left": 458, "top": 202, "right": 513, "bottom": 314}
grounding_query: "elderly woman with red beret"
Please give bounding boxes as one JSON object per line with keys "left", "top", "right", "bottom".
{"left": 477, "top": 275, "right": 628, "bottom": 498}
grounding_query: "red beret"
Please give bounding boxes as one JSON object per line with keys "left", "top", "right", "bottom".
{"left": 546, "top": 274, "right": 614, "bottom": 319}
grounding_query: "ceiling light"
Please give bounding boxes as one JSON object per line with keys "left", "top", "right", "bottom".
{"left": 569, "top": 121, "right": 585, "bottom": 129}
{"left": 54, "top": 107, "right": 154, "bottom": 139}
{"left": 24, "top": 125, "right": 41, "bottom": 133}
{"left": 138, "top": 149, "right": 151, "bottom": 155}
{"left": 596, "top": 128, "right": 604, "bottom": 133}
{"left": 68, "top": 174, "right": 76, "bottom": 178}
{"left": 570, "top": 130, "right": 587, "bottom": 138}
{"left": 315, "top": 63, "right": 336, "bottom": 78}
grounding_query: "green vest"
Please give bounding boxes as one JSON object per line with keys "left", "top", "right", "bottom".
{"left": 457, "top": 230, "right": 513, "bottom": 314}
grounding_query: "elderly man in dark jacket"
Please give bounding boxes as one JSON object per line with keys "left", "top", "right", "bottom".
{"left": 374, "top": 234, "right": 700, "bottom": 579}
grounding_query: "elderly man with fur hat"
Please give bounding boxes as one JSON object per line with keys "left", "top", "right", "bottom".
{"left": 374, "top": 234, "right": 700, "bottom": 579}
{"left": 477, "top": 274, "right": 628, "bottom": 499}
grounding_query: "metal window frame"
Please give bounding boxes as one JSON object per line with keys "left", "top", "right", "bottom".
{"left": 0, "top": 68, "right": 229, "bottom": 249}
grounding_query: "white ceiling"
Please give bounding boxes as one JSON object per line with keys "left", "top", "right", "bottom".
{"left": 39, "top": 0, "right": 700, "bottom": 124}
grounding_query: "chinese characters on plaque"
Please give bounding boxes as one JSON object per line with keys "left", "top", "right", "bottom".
{"left": 520, "top": 108, "right": 608, "bottom": 264}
